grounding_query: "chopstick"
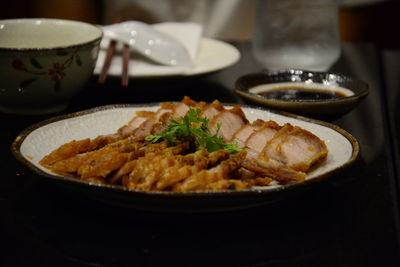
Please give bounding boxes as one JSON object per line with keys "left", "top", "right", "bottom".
{"left": 98, "top": 39, "right": 117, "bottom": 85}
{"left": 121, "top": 44, "right": 130, "bottom": 87}
{"left": 98, "top": 41, "right": 131, "bottom": 87}
{"left": 98, "top": 18, "right": 131, "bottom": 88}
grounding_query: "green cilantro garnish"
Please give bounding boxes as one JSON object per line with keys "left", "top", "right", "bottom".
{"left": 145, "top": 108, "right": 241, "bottom": 153}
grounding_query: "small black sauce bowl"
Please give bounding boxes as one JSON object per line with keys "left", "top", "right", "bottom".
{"left": 234, "top": 69, "right": 369, "bottom": 120}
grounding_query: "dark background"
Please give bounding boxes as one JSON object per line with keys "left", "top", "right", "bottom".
{"left": 1, "top": 0, "right": 400, "bottom": 48}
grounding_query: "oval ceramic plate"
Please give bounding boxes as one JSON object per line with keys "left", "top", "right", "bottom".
{"left": 12, "top": 104, "right": 359, "bottom": 212}
{"left": 94, "top": 38, "right": 240, "bottom": 78}
{"left": 235, "top": 69, "right": 369, "bottom": 120}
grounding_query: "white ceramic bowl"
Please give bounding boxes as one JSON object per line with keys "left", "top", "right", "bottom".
{"left": 0, "top": 18, "right": 102, "bottom": 115}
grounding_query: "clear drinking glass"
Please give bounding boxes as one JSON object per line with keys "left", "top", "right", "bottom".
{"left": 252, "top": 0, "right": 341, "bottom": 71}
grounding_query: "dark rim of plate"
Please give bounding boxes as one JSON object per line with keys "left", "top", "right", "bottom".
{"left": 11, "top": 102, "right": 360, "bottom": 198}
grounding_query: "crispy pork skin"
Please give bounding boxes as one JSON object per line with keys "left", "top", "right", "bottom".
{"left": 154, "top": 150, "right": 230, "bottom": 190}
{"left": 39, "top": 139, "right": 92, "bottom": 168}
{"left": 49, "top": 137, "right": 144, "bottom": 176}
{"left": 108, "top": 141, "right": 171, "bottom": 184}
{"left": 39, "top": 134, "right": 122, "bottom": 168}
{"left": 78, "top": 151, "right": 130, "bottom": 179}
{"left": 174, "top": 151, "right": 247, "bottom": 192}
{"left": 252, "top": 158, "right": 306, "bottom": 183}
{"left": 124, "top": 142, "right": 193, "bottom": 190}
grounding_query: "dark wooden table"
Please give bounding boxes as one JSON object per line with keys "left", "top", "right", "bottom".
{"left": 1, "top": 42, "right": 399, "bottom": 267}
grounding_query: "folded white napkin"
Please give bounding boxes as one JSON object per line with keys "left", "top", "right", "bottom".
{"left": 95, "top": 22, "right": 203, "bottom": 77}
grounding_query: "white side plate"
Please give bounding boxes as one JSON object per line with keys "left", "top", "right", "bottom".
{"left": 93, "top": 38, "right": 240, "bottom": 78}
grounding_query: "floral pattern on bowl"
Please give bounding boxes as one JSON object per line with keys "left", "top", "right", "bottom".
{"left": 0, "top": 18, "right": 102, "bottom": 115}
{"left": 12, "top": 49, "right": 83, "bottom": 92}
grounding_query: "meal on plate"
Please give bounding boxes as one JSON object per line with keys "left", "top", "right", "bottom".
{"left": 39, "top": 96, "right": 328, "bottom": 192}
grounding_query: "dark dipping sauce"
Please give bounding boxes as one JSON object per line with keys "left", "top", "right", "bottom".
{"left": 256, "top": 86, "right": 348, "bottom": 102}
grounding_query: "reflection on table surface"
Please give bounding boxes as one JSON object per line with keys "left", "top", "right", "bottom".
{"left": 1, "top": 42, "right": 399, "bottom": 267}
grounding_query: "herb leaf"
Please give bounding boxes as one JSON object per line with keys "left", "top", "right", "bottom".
{"left": 145, "top": 108, "right": 241, "bottom": 153}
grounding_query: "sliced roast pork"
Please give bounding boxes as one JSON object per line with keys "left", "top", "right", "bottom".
{"left": 209, "top": 105, "right": 249, "bottom": 141}
{"left": 230, "top": 119, "right": 265, "bottom": 148}
{"left": 243, "top": 120, "right": 282, "bottom": 159}
{"left": 242, "top": 123, "right": 328, "bottom": 183}
{"left": 200, "top": 99, "right": 225, "bottom": 120}
{"left": 117, "top": 110, "right": 156, "bottom": 137}
{"left": 260, "top": 123, "right": 328, "bottom": 172}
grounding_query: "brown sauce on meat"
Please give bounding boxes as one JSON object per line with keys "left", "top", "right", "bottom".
{"left": 256, "top": 86, "right": 348, "bottom": 102}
